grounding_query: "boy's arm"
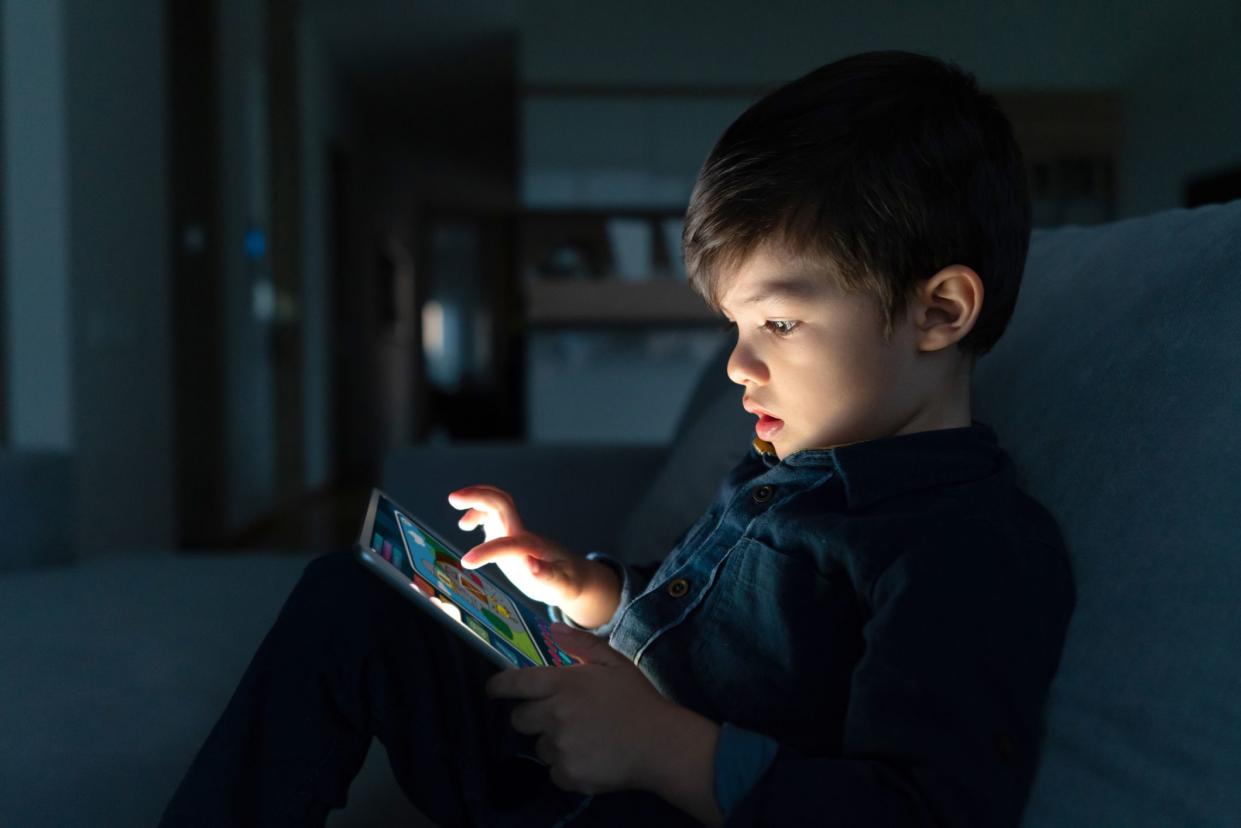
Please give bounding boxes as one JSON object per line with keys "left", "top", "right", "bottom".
{"left": 690, "top": 537, "right": 1075, "bottom": 826}
{"left": 548, "top": 556, "right": 621, "bottom": 629}
{"left": 640, "top": 713, "right": 778, "bottom": 827}
{"left": 547, "top": 552, "right": 777, "bottom": 824}
{"left": 547, "top": 552, "right": 662, "bottom": 636}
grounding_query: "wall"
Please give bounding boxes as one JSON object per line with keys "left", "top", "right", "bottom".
{"left": 296, "top": 19, "right": 339, "bottom": 492}
{"left": 64, "top": 0, "right": 173, "bottom": 551}
{"left": 1, "top": 0, "right": 73, "bottom": 451}
{"left": 0, "top": 4, "right": 4, "bottom": 445}
{"left": 518, "top": 0, "right": 1241, "bottom": 221}
{"left": 216, "top": 0, "right": 278, "bottom": 532}
{"left": 1, "top": 0, "right": 172, "bottom": 553}
{"left": 1118, "top": 5, "right": 1241, "bottom": 217}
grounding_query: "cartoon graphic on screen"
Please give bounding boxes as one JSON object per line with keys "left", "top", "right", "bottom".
{"left": 394, "top": 510, "right": 545, "bottom": 665}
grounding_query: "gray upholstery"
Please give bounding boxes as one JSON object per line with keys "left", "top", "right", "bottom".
{"left": 973, "top": 201, "right": 1241, "bottom": 826}
{"left": 0, "top": 551, "right": 431, "bottom": 827}
{"left": 613, "top": 356, "right": 752, "bottom": 566}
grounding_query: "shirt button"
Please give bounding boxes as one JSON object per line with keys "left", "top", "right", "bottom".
{"left": 666, "top": 577, "right": 690, "bottom": 598}
{"left": 753, "top": 484, "right": 775, "bottom": 503}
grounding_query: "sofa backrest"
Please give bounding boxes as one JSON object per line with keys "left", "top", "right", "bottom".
{"left": 973, "top": 199, "right": 1241, "bottom": 827}
{"left": 617, "top": 199, "right": 1241, "bottom": 826}
{"left": 613, "top": 335, "right": 751, "bottom": 565}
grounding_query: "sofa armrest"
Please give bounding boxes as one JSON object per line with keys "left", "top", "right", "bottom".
{"left": 381, "top": 442, "right": 666, "bottom": 557}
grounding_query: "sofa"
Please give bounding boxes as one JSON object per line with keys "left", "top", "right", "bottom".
{"left": 2, "top": 198, "right": 1238, "bottom": 827}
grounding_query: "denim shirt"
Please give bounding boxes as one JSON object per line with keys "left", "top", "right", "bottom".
{"left": 549, "top": 419, "right": 1076, "bottom": 826}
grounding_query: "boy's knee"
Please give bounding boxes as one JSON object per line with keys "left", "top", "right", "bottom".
{"left": 295, "top": 548, "right": 370, "bottom": 604}
{"left": 303, "top": 547, "right": 359, "bottom": 579}
{"left": 280, "top": 548, "right": 386, "bottom": 639}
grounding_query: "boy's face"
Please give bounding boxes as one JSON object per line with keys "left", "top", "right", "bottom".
{"left": 718, "top": 244, "right": 973, "bottom": 458}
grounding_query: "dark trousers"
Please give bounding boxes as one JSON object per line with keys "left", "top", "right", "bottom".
{"left": 158, "top": 549, "right": 700, "bottom": 827}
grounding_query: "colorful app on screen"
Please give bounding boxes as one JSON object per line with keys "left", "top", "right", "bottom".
{"left": 393, "top": 510, "right": 547, "bottom": 666}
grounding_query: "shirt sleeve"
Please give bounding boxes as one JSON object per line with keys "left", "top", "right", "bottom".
{"left": 713, "top": 722, "right": 780, "bottom": 819}
{"left": 721, "top": 536, "right": 1075, "bottom": 827}
{"left": 545, "top": 551, "right": 663, "bottom": 638}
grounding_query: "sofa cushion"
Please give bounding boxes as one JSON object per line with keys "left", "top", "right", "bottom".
{"left": 971, "top": 199, "right": 1241, "bottom": 826}
{"left": 614, "top": 335, "right": 753, "bottom": 565}
{"left": 0, "top": 552, "right": 433, "bottom": 827}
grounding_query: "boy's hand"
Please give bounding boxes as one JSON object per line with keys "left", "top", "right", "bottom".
{"left": 448, "top": 486, "right": 617, "bottom": 623}
{"left": 486, "top": 622, "right": 683, "bottom": 796}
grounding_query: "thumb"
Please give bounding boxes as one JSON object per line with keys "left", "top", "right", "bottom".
{"left": 548, "top": 622, "right": 624, "bottom": 666}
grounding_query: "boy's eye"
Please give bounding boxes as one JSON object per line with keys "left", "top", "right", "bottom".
{"left": 763, "top": 320, "right": 799, "bottom": 336}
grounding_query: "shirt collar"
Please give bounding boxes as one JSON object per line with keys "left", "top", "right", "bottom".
{"left": 749, "top": 419, "right": 1005, "bottom": 511}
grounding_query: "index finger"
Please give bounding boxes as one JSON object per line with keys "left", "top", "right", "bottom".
{"left": 447, "top": 485, "right": 521, "bottom": 531}
{"left": 486, "top": 666, "right": 562, "bottom": 700}
{"left": 460, "top": 535, "right": 543, "bottom": 569}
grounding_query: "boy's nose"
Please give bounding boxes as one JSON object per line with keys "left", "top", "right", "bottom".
{"left": 727, "top": 342, "right": 768, "bottom": 386}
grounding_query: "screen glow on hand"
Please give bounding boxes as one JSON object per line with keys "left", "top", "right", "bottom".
{"left": 429, "top": 594, "right": 463, "bottom": 624}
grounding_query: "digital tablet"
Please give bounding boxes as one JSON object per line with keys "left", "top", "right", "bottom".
{"left": 354, "top": 488, "right": 583, "bottom": 671}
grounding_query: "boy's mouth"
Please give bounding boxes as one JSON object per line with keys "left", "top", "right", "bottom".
{"left": 755, "top": 413, "right": 784, "bottom": 441}
{"left": 744, "top": 399, "right": 784, "bottom": 440}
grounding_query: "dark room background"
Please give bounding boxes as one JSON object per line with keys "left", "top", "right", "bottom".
{"left": 1, "top": 0, "right": 1238, "bottom": 554}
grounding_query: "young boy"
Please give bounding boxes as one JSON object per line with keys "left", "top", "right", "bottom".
{"left": 160, "top": 50, "right": 1074, "bottom": 827}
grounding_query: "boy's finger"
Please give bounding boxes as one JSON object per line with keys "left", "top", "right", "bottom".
{"left": 463, "top": 483, "right": 514, "bottom": 498}
{"left": 486, "top": 666, "right": 560, "bottom": 700}
{"left": 447, "top": 486, "right": 522, "bottom": 533}
{"left": 508, "top": 698, "right": 556, "bottom": 735}
{"left": 460, "top": 537, "right": 543, "bottom": 569}
{"left": 548, "top": 622, "right": 625, "bottom": 667}
{"left": 446, "top": 490, "right": 498, "bottom": 513}
{"left": 448, "top": 484, "right": 515, "bottom": 508}
{"left": 457, "top": 508, "right": 489, "bottom": 531}
{"left": 461, "top": 538, "right": 523, "bottom": 571}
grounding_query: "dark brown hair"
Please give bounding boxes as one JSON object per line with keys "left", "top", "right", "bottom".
{"left": 682, "top": 50, "right": 1031, "bottom": 361}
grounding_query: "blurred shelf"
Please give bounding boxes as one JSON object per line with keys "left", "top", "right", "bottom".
{"left": 994, "top": 90, "right": 1121, "bottom": 158}
{"left": 524, "top": 279, "right": 720, "bottom": 325}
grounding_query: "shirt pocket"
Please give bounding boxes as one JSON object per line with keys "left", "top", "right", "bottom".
{"left": 687, "top": 537, "right": 830, "bottom": 667}
{"left": 675, "top": 537, "right": 862, "bottom": 749}
{"left": 653, "top": 507, "right": 723, "bottom": 580}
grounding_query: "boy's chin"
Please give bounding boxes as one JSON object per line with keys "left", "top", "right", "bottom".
{"left": 773, "top": 432, "right": 822, "bottom": 457}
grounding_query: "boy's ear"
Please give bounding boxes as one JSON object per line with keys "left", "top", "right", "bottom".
{"left": 911, "top": 265, "right": 983, "bottom": 354}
